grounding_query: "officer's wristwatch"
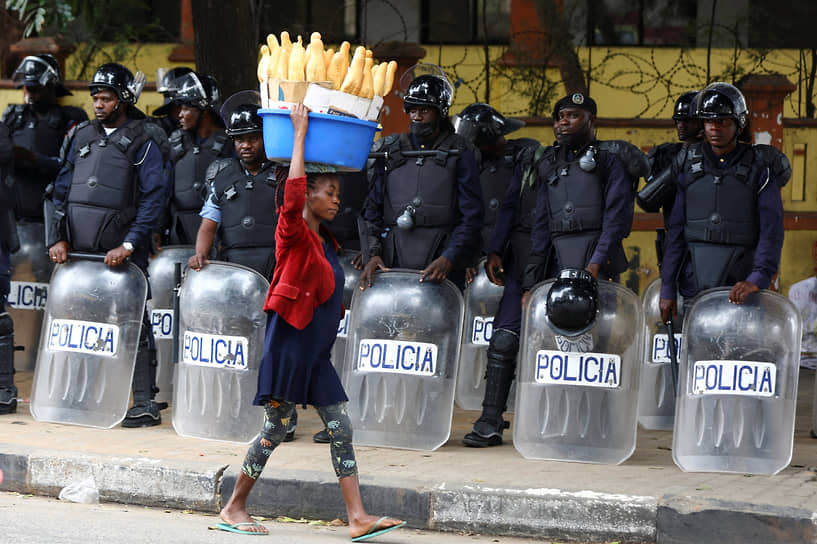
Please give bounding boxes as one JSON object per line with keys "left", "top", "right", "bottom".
{"left": 122, "top": 241, "right": 134, "bottom": 254}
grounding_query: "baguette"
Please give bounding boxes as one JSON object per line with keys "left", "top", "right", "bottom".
{"left": 327, "top": 41, "right": 351, "bottom": 90}
{"left": 288, "top": 35, "right": 306, "bottom": 81}
{"left": 360, "top": 51, "right": 374, "bottom": 99}
{"left": 340, "top": 45, "right": 366, "bottom": 95}
{"left": 257, "top": 44, "right": 270, "bottom": 83}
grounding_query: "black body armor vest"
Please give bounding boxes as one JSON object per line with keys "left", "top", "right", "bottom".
{"left": 64, "top": 119, "right": 155, "bottom": 252}
{"left": 380, "top": 131, "right": 467, "bottom": 269}
{"left": 168, "top": 129, "right": 231, "bottom": 244}
{"left": 682, "top": 143, "right": 762, "bottom": 291}
{"left": 538, "top": 145, "right": 606, "bottom": 270}
{"left": 2, "top": 104, "right": 86, "bottom": 220}
{"left": 212, "top": 159, "right": 283, "bottom": 279}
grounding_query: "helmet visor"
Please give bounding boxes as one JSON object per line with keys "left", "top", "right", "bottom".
{"left": 12, "top": 56, "right": 58, "bottom": 88}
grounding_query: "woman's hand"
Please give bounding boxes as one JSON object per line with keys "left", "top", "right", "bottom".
{"left": 290, "top": 103, "right": 309, "bottom": 140}
{"left": 288, "top": 103, "right": 309, "bottom": 179}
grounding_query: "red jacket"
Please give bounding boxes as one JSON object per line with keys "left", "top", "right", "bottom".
{"left": 263, "top": 175, "right": 340, "bottom": 330}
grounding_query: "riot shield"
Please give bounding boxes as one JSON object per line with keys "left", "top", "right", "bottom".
{"left": 30, "top": 258, "right": 147, "bottom": 428}
{"left": 672, "top": 288, "right": 801, "bottom": 475}
{"left": 344, "top": 270, "right": 464, "bottom": 451}
{"left": 172, "top": 261, "right": 267, "bottom": 443}
{"left": 147, "top": 246, "right": 195, "bottom": 404}
{"left": 8, "top": 222, "right": 53, "bottom": 371}
{"left": 514, "top": 279, "right": 644, "bottom": 464}
{"left": 455, "top": 260, "right": 507, "bottom": 410}
{"left": 330, "top": 251, "right": 361, "bottom": 384}
{"left": 637, "top": 278, "right": 684, "bottom": 430}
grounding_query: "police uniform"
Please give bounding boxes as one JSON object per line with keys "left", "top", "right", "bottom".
{"left": 462, "top": 139, "right": 545, "bottom": 446}
{"left": 659, "top": 141, "right": 787, "bottom": 301}
{"left": 638, "top": 91, "right": 703, "bottom": 265}
{"left": 362, "top": 129, "right": 483, "bottom": 287}
{"left": 0, "top": 121, "right": 17, "bottom": 413}
{"left": 523, "top": 142, "right": 639, "bottom": 288}
{"left": 165, "top": 128, "right": 232, "bottom": 245}
{"left": 51, "top": 64, "right": 170, "bottom": 427}
{"left": 3, "top": 55, "right": 88, "bottom": 222}
{"left": 199, "top": 158, "right": 287, "bottom": 279}
{"left": 2, "top": 103, "right": 87, "bottom": 221}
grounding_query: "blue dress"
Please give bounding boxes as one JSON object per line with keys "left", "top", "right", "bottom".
{"left": 254, "top": 242, "right": 348, "bottom": 407}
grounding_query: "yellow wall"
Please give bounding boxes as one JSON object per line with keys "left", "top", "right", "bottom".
{"left": 0, "top": 42, "right": 814, "bottom": 295}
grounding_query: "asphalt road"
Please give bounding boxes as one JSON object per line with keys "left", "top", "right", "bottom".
{"left": 0, "top": 491, "right": 553, "bottom": 543}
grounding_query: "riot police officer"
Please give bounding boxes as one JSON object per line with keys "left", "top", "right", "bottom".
{"left": 523, "top": 93, "right": 643, "bottom": 291}
{"left": 160, "top": 71, "right": 231, "bottom": 246}
{"left": 659, "top": 82, "right": 789, "bottom": 321}
{"left": 359, "top": 68, "right": 483, "bottom": 289}
{"left": 452, "top": 103, "right": 545, "bottom": 447}
{"left": 0, "top": 122, "right": 17, "bottom": 413}
{"left": 188, "top": 94, "right": 286, "bottom": 278}
{"left": 637, "top": 91, "right": 703, "bottom": 265}
{"left": 2, "top": 54, "right": 87, "bottom": 223}
{"left": 48, "top": 63, "right": 170, "bottom": 427}
{"left": 187, "top": 93, "right": 297, "bottom": 440}
{"left": 151, "top": 67, "right": 194, "bottom": 137}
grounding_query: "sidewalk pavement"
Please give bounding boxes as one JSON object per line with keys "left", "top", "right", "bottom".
{"left": 2, "top": 369, "right": 817, "bottom": 544}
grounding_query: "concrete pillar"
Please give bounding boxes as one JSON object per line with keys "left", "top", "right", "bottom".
{"left": 738, "top": 74, "right": 796, "bottom": 150}
{"left": 169, "top": 0, "right": 195, "bottom": 63}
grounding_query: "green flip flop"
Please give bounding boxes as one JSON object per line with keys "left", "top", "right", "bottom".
{"left": 351, "top": 517, "right": 406, "bottom": 542}
{"left": 216, "top": 521, "right": 269, "bottom": 535}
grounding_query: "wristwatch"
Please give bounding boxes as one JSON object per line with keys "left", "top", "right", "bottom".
{"left": 122, "top": 241, "right": 134, "bottom": 253}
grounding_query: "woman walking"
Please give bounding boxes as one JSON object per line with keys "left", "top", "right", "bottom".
{"left": 218, "top": 103, "right": 405, "bottom": 541}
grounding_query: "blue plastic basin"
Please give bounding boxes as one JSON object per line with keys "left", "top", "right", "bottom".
{"left": 259, "top": 108, "right": 379, "bottom": 171}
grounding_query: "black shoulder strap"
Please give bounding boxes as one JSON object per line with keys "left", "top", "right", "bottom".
{"left": 210, "top": 131, "right": 229, "bottom": 156}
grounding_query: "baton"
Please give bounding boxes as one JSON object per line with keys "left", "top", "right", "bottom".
{"left": 665, "top": 318, "right": 679, "bottom": 395}
{"left": 368, "top": 149, "right": 461, "bottom": 159}
{"left": 171, "top": 262, "right": 182, "bottom": 365}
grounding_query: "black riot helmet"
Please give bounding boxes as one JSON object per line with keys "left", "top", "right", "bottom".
{"left": 696, "top": 82, "right": 748, "bottom": 130}
{"left": 453, "top": 103, "right": 524, "bottom": 147}
{"left": 156, "top": 66, "right": 194, "bottom": 96}
{"left": 12, "top": 54, "right": 71, "bottom": 96}
{"left": 173, "top": 72, "right": 221, "bottom": 111}
{"left": 220, "top": 90, "right": 263, "bottom": 136}
{"left": 545, "top": 269, "right": 599, "bottom": 337}
{"left": 401, "top": 64, "right": 455, "bottom": 119}
{"left": 672, "top": 91, "right": 699, "bottom": 120}
{"left": 89, "top": 63, "right": 144, "bottom": 104}
{"left": 153, "top": 67, "right": 195, "bottom": 116}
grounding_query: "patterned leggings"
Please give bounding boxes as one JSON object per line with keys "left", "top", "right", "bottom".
{"left": 241, "top": 400, "right": 358, "bottom": 480}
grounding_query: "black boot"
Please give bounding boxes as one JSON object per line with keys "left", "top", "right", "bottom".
{"left": 124, "top": 341, "right": 161, "bottom": 428}
{"left": 0, "top": 311, "right": 16, "bottom": 415}
{"left": 463, "top": 329, "right": 518, "bottom": 448}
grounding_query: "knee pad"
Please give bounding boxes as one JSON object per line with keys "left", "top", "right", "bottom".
{"left": 487, "top": 328, "right": 519, "bottom": 364}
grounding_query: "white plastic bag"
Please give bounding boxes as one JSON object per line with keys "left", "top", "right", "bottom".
{"left": 58, "top": 477, "right": 99, "bottom": 504}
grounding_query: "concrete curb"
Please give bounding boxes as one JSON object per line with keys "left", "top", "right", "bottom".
{"left": 2, "top": 443, "right": 816, "bottom": 543}
{"left": 429, "top": 484, "right": 657, "bottom": 543}
{"left": 0, "top": 443, "right": 224, "bottom": 512}
{"left": 657, "top": 495, "right": 817, "bottom": 544}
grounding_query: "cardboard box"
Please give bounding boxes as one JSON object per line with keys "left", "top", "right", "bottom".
{"left": 260, "top": 79, "right": 332, "bottom": 108}
{"left": 303, "top": 83, "right": 385, "bottom": 122}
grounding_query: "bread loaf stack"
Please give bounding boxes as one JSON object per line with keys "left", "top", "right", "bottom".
{"left": 257, "top": 31, "right": 397, "bottom": 102}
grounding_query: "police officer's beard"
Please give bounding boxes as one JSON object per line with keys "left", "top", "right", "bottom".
{"left": 410, "top": 119, "right": 439, "bottom": 144}
{"left": 560, "top": 121, "right": 593, "bottom": 151}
